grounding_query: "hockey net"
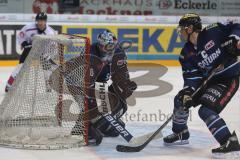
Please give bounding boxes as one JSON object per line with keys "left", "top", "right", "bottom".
{"left": 0, "top": 34, "right": 90, "bottom": 149}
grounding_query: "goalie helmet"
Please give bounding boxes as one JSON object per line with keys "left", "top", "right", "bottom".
{"left": 178, "top": 13, "right": 202, "bottom": 32}
{"left": 97, "top": 30, "right": 117, "bottom": 55}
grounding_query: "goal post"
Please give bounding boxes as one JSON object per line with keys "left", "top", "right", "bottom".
{"left": 0, "top": 34, "right": 90, "bottom": 149}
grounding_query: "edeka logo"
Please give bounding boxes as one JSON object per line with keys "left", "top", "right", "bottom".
{"left": 174, "top": 0, "right": 217, "bottom": 10}
{"left": 62, "top": 25, "right": 185, "bottom": 55}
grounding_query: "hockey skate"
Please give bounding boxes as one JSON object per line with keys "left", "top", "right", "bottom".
{"left": 212, "top": 131, "right": 240, "bottom": 159}
{"left": 163, "top": 129, "right": 190, "bottom": 146}
{"left": 71, "top": 120, "right": 102, "bottom": 146}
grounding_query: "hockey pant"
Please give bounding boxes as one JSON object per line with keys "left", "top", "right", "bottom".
{"left": 172, "top": 76, "right": 239, "bottom": 143}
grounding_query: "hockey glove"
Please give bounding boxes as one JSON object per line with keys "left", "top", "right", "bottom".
{"left": 222, "top": 35, "right": 240, "bottom": 57}
{"left": 178, "top": 87, "right": 195, "bottom": 110}
{"left": 21, "top": 41, "right": 32, "bottom": 49}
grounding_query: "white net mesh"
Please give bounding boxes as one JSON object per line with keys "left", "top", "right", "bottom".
{"left": 0, "top": 34, "right": 90, "bottom": 149}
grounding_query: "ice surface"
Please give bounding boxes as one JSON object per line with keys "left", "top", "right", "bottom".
{"left": 0, "top": 66, "right": 239, "bottom": 160}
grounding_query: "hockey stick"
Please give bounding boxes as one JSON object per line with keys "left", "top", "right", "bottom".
{"left": 102, "top": 114, "right": 164, "bottom": 144}
{"left": 129, "top": 129, "right": 163, "bottom": 144}
{"left": 116, "top": 114, "right": 173, "bottom": 152}
{"left": 116, "top": 58, "right": 228, "bottom": 152}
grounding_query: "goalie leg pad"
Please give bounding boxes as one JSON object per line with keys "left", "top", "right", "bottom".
{"left": 91, "top": 84, "right": 127, "bottom": 137}
{"left": 94, "top": 116, "right": 125, "bottom": 137}
{"left": 88, "top": 123, "right": 103, "bottom": 146}
{"left": 95, "top": 85, "right": 127, "bottom": 137}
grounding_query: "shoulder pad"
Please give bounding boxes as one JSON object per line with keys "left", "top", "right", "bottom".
{"left": 204, "top": 23, "right": 219, "bottom": 31}
{"left": 115, "top": 46, "right": 126, "bottom": 55}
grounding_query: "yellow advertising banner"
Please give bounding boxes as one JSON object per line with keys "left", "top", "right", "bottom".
{"left": 62, "top": 25, "right": 184, "bottom": 61}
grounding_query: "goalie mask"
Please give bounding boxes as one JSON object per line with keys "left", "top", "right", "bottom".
{"left": 97, "top": 30, "right": 117, "bottom": 60}
{"left": 35, "top": 12, "right": 47, "bottom": 34}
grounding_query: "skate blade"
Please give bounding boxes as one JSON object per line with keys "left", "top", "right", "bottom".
{"left": 212, "top": 151, "right": 240, "bottom": 159}
{"left": 164, "top": 140, "right": 189, "bottom": 146}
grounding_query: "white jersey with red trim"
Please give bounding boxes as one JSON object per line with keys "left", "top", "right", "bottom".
{"left": 17, "top": 23, "right": 56, "bottom": 46}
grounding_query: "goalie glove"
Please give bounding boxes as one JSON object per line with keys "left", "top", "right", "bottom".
{"left": 113, "top": 80, "right": 137, "bottom": 99}
{"left": 221, "top": 35, "right": 240, "bottom": 57}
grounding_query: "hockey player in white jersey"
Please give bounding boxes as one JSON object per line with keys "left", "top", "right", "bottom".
{"left": 5, "top": 12, "right": 56, "bottom": 92}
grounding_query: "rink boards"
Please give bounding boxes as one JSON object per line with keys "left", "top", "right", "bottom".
{"left": 0, "top": 23, "right": 183, "bottom": 67}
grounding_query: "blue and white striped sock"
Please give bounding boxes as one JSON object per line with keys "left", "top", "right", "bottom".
{"left": 198, "top": 106, "right": 231, "bottom": 145}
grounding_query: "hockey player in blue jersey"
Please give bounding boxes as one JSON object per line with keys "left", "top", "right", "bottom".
{"left": 70, "top": 30, "right": 137, "bottom": 145}
{"left": 163, "top": 13, "right": 240, "bottom": 158}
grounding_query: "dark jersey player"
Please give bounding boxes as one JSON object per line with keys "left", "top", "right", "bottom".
{"left": 70, "top": 30, "right": 137, "bottom": 145}
{"left": 163, "top": 13, "right": 240, "bottom": 158}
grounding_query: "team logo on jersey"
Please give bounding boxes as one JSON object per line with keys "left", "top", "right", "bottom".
{"left": 205, "top": 40, "right": 215, "bottom": 51}
{"left": 19, "top": 31, "right": 25, "bottom": 38}
{"left": 198, "top": 48, "right": 221, "bottom": 69}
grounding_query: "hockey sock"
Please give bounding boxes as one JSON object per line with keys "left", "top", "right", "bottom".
{"left": 172, "top": 96, "right": 189, "bottom": 133}
{"left": 5, "top": 64, "right": 23, "bottom": 92}
{"left": 198, "top": 106, "right": 231, "bottom": 145}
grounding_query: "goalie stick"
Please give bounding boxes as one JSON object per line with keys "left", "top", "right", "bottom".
{"left": 101, "top": 112, "right": 163, "bottom": 144}
{"left": 116, "top": 53, "right": 230, "bottom": 152}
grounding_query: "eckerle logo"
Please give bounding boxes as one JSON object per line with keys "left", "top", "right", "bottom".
{"left": 157, "top": 0, "right": 172, "bottom": 9}
{"left": 174, "top": 0, "right": 217, "bottom": 10}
